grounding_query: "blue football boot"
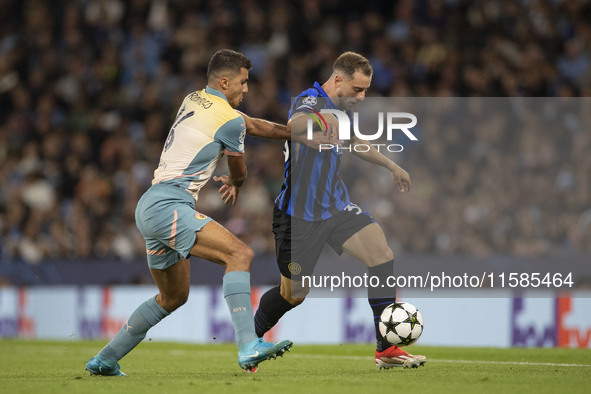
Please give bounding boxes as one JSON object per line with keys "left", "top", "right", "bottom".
{"left": 85, "top": 356, "right": 127, "bottom": 376}
{"left": 238, "top": 338, "right": 293, "bottom": 372}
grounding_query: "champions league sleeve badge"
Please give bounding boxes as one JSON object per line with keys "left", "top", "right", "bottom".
{"left": 302, "top": 96, "right": 317, "bottom": 106}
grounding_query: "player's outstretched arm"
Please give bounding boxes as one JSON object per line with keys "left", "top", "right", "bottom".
{"left": 237, "top": 110, "right": 290, "bottom": 140}
{"left": 349, "top": 136, "right": 411, "bottom": 192}
{"left": 238, "top": 109, "right": 339, "bottom": 148}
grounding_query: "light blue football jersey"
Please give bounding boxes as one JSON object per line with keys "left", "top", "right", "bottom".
{"left": 152, "top": 86, "right": 246, "bottom": 201}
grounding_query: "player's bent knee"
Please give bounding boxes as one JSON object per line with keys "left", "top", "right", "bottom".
{"left": 285, "top": 295, "right": 306, "bottom": 307}
{"left": 382, "top": 247, "right": 394, "bottom": 263}
{"left": 168, "top": 296, "right": 188, "bottom": 312}
{"left": 280, "top": 285, "right": 309, "bottom": 306}
{"left": 367, "top": 247, "right": 394, "bottom": 267}
{"left": 227, "top": 244, "right": 254, "bottom": 272}
{"left": 242, "top": 245, "right": 254, "bottom": 263}
{"left": 158, "top": 291, "right": 189, "bottom": 312}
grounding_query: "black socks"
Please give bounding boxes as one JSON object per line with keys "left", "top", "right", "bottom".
{"left": 368, "top": 260, "right": 396, "bottom": 352}
{"left": 254, "top": 285, "right": 295, "bottom": 338}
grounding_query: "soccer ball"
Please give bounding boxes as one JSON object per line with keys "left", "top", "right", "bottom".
{"left": 379, "top": 302, "right": 424, "bottom": 346}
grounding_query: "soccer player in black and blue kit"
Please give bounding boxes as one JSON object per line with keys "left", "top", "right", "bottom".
{"left": 254, "top": 52, "right": 427, "bottom": 368}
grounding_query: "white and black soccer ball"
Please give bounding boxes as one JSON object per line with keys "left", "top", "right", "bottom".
{"left": 379, "top": 302, "right": 424, "bottom": 346}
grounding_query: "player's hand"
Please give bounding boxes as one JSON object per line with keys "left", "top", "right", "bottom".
{"left": 391, "top": 166, "right": 411, "bottom": 192}
{"left": 292, "top": 114, "right": 340, "bottom": 149}
{"left": 293, "top": 130, "right": 339, "bottom": 149}
{"left": 214, "top": 175, "right": 241, "bottom": 205}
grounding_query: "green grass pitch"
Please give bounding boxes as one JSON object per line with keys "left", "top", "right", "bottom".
{"left": 0, "top": 340, "right": 589, "bottom": 394}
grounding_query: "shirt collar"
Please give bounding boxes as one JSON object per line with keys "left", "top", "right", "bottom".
{"left": 313, "top": 81, "right": 337, "bottom": 109}
{"left": 205, "top": 85, "right": 228, "bottom": 101}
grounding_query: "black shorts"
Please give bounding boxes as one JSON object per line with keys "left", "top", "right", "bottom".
{"left": 273, "top": 205, "right": 375, "bottom": 279}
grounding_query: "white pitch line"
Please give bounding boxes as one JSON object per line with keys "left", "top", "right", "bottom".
{"left": 289, "top": 354, "right": 369, "bottom": 361}
{"left": 9, "top": 345, "right": 589, "bottom": 368}
{"left": 428, "top": 358, "right": 591, "bottom": 368}
{"left": 288, "top": 353, "right": 591, "bottom": 368}
{"left": 160, "top": 349, "right": 591, "bottom": 368}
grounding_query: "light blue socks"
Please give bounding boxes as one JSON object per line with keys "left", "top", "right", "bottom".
{"left": 96, "top": 272, "right": 257, "bottom": 364}
{"left": 222, "top": 271, "right": 258, "bottom": 348}
{"left": 98, "top": 296, "right": 169, "bottom": 364}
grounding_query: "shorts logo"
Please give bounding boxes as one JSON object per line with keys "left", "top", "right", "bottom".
{"left": 288, "top": 262, "right": 302, "bottom": 275}
{"left": 344, "top": 203, "right": 362, "bottom": 215}
{"left": 195, "top": 212, "right": 208, "bottom": 220}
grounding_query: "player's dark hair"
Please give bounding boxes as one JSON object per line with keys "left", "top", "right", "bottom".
{"left": 207, "top": 49, "right": 252, "bottom": 81}
{"left": 333, "top": 51, "right": 373, "bottom": 79}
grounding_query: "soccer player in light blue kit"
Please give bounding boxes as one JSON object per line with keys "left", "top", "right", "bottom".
{"left": 86, "top": 49, "right": 292, "bottom": 375}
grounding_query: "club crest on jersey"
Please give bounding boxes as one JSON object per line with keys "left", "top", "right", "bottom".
{"left": 302, "top": 96, "right": 317, "bottom": 106}
{"left": 288, "top": 262, "right": 302, "bottom": 275}
{"left": 195, "top": 212, "right": 208, "bottom": 220}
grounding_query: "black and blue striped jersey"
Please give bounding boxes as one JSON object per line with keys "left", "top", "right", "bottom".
{"left": 275, "top": 82, "right": 352, "bottom": 221}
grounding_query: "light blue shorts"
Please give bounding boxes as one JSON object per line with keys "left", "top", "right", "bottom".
{"left": 135, "top": 183, "right": 213, "bottom": 270}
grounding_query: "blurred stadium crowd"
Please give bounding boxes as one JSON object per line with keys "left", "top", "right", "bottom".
{"left": 1, "top": 0, "right": 590, "bottom": 267}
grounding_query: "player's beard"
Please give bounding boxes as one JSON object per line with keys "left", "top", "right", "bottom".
{"left": 230, "top": 94, "right": 243, "bottom": 109}
{"left": 336, "top": 96, "right": 358, "bottom": 110}
{"left": 343, "top": 99, "right": 358, "bottom": 110}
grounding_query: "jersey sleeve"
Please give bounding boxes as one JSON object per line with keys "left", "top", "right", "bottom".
{"left": 291, "top": 90, "right": 324, "bottom": 116}
{"left": 215, "top": 115, "right": 246, "bottom": 156}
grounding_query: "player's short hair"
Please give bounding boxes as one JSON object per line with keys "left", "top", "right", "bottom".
{"left": 207, "top": 49, "right": 252, "bottom": 81}
{"left": 333, "top": 51, "right": 373, "bottom": 79}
